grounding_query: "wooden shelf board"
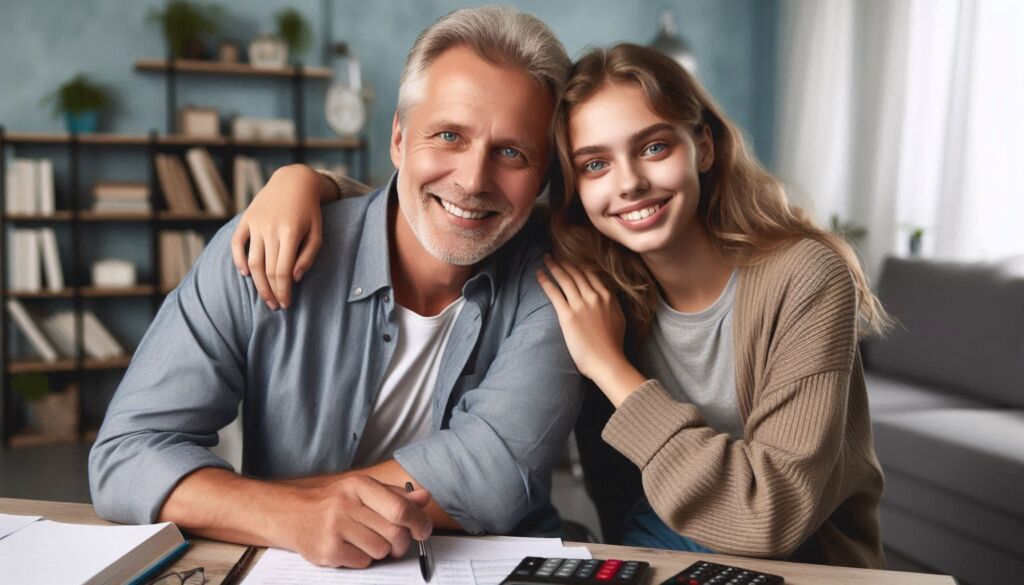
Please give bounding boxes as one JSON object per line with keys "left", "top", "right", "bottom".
{"left": 135, "top": 58, "right": 332, "bottom": 79}
{"left": 81, "top": 285, "right": 156, "bottom": 298}
{"left": 3, "top": 132, "right": 361, "bottom": 150}
{"left": 157, "top": 211, "right": 232, "bottom": 221}
{"left": 3, "top": 132, "right": 150, "bottom": 145}
{"left": 5, "top": 289, "right": 75, "bottom": 299}
{"left": 6, "top": 359, "right": 77, "bottom": 374}
{"left": 6, "top": 286, "right": 155, "bottom": 298}
{"left": 6, "top": 356, "right": 133, "bottom": 374}
{"left": 7, "top": 429, "right": 99, "bottom": 449}
{"left": 4, "top": 212, "right": 74, "bottom": 221}
{"left": 79, "top": 210, "right": 154, "bottom": 222}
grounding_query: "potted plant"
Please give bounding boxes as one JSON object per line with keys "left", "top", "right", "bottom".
{"left": 11, "top": 374, "right": 79, "bottom": 441}
{"left": 275, "top": 8, "right": 312, "bottom": 63}
{"left": 42, "top": 74, "right": 113, "bottom": 134}
{"left": 148, "top": 0, "right": 222, "bottom": 60}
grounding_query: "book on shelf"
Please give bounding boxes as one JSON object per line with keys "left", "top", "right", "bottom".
{"left": 185, "top": 147, "right": 229, "bottom": 215}
{"left": 38, "top": 227, "right": 64, "bottom": 291}
{"left": 3, "top": 158, "right": 55, "bottom": 215}
{"left": 91, "top": 258, "right": 138, "bottom": 288}
{"left": 7, "top": 228, "right": 64, "bottom": 292}
{"left": 5, "top": 299, "right": 59, "bottom": 363}
{"left": 155, "top": 153, "right": 200, "bottom": 213}
{"left": 40, "top": 310, "right": 126, "bottom": 360}
{"left": 233, "top": 155, "right": 265, "bottom": 212}
{"left": 92, "top": 181, "right": 151, "bottom": 213}
{"left": 159, "top": 230, "right": 206, "bottom": 288}
{"left": 0, "top": 512, "right": 189, "bottom": 585}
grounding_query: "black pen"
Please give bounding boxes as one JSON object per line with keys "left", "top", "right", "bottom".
{"left": 222, "top": 545, "right": 256, "bottom": 585}
{"left": 405, "top": 481, "right": 431, "bottom": 582}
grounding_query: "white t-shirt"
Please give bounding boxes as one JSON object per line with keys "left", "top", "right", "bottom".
{"left": 351, "top": 297, "right": 466, "bottom": 467}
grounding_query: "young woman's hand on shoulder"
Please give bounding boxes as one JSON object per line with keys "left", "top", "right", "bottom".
{"left": 231, "top": 164, "right": 334, "bottom": 310}
{"left": 537, "top": 255, "right": 647, "bottom": 406}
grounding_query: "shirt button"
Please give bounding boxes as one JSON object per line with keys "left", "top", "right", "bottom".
{"left": 383, "top": 294, "right": 390, "bottom": 303}
{"left": 353, "top": 287, "right": 363, "bottom": 296}
{"left": 382, "top": 333, "right": 392, "bottom": 342}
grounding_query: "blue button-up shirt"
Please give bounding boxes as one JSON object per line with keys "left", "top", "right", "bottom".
{"left": 89, "top": 177, "right": 582, "bottom": 535}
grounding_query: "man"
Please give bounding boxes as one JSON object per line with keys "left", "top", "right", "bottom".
{"left": 89, "top": 6, "right": 582, "bottom": 569}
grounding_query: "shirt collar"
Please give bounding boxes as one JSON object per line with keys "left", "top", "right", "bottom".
{"left": 347, "top": 172, "right": 500, "bottom": 306}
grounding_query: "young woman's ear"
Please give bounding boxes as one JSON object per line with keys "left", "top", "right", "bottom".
{"left": 696, "top": 123, "right": 715, "bottom": 173}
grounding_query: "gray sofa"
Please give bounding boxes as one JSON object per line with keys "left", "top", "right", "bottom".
{"left": 862, "top": 256, "right": 1024, "bottom": 584}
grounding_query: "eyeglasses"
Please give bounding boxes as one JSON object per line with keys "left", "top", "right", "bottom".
{"left": 147, "top": 566, "right": 206, "bottom": 585}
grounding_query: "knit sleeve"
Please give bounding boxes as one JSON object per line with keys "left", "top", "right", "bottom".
{"left": 602, "top": 249, "right": 858, "bottom": 558}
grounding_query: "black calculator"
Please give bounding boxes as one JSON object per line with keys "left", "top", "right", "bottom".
{"left": 500, "top": 556, "right": 650, "bottom": 584}
{"left": 660, "top": 560, "right": 784, "bottom": 584}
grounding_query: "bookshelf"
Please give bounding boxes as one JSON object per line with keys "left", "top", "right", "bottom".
{"left": 1, "top": 57, "right": 367, "bottom": 448}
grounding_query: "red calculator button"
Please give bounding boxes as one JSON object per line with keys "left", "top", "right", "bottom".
{"left": 596, "top": 572, "right": 614, "bottom": 581}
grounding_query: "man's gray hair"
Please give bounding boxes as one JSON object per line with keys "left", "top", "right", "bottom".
{"left": 397, "top": 5, "right": 570, "bottom": 124}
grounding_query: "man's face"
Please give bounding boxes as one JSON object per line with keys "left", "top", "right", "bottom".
{"left": 391, "top": 45, "right": 555, "bottom": 265}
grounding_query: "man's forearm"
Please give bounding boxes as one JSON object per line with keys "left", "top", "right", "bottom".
{"left": 157, "top": 467, "right": 311, "bottom": 547}
{"left": 278, "top": 459, "right": 463, "bottom": 531}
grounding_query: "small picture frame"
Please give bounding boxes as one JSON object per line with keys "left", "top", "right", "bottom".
{"left": 179, "top": 106, "right": 220, "bottom": 138}
{"left": 218, "top": 41, "right": 241, "bottom": 64}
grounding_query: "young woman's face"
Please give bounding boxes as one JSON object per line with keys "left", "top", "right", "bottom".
{"left": 568, "top": 82, "right": 713, "bottom": 257}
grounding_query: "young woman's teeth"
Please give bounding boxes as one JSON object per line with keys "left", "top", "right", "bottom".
{"left": 440, "top": 199, "right": 489, "bottom": 220}
{"left": 620, "top": 203, "right": 662, "bottom": 222}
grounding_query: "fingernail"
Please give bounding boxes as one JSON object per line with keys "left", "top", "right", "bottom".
{"left": 295, "top": 270, "right": 305, "bottom": 281}
{"left": 280, "top": 301, "right": 288, "bottom": 310}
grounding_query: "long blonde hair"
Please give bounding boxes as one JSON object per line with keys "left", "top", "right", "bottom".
{"left": 551, "top": 43, "right": 890, "bottom": 336}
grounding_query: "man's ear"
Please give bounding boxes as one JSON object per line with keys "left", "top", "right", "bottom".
{"left": 390, "top": 112, "right": 403, "bottom": 169}
{"left": 696, "top": 123, "right": 715, "bottom": 173}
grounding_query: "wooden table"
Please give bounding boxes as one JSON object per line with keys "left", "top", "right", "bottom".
{"left": 0, "top": 498, "right": 955, "bottom": 584}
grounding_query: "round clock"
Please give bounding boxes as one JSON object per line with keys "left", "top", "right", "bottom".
{"left": 325, "top": 84, "right": 367, "bottom": 136}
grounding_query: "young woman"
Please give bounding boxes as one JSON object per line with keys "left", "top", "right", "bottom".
{"left": 231, "top": 44, "right": 889, "bottom": 568}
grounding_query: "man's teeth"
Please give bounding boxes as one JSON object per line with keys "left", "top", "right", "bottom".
{"left": 619, "top": 203, "right": 662, "bottom": 222}
{"left": 440, "top": 198, "right": 489, "bottom": 220}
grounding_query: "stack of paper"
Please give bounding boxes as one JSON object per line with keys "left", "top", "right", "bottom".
{"left": 242, "top": 535, "right": 592, "bottom": 585}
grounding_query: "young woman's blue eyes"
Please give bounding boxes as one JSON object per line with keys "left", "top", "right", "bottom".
{"left": 584, "top": 160, "right": 608, "bottom": 173}
{"left": 644, "top": 143, "right": 667, "bottom": 156}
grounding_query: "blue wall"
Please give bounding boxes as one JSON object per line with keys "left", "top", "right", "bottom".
{"left": 0, "top": 0, "right": 777, "bottom": 430}
{"left": 0, "top": 0, "right": 780, "bottom": 183}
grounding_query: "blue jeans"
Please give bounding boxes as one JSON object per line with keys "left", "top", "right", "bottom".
{"left": 620, "top": 499, "right": 716, "bottom": 553}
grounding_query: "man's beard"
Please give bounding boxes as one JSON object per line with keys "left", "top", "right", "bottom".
{"left": 399, "top": 181, "right": 529, "bottom": 266}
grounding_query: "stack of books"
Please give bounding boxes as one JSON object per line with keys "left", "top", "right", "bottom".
{"left": 92, "top": 182, "right": 150, "bottom": 214}
{"left": 5, "top": 300, "right": 126, "bottom": 363}
{"left": 7, "top": 228, "right": 64, "bottom": 292}
{"left": 4, "top": 158, "right": 55, "bottom": 215}
{"left": 159, "top": 230, "right": 206, "bottom": 289}
{"left": 155, "top": 148, "right": 231, "bottom": 215}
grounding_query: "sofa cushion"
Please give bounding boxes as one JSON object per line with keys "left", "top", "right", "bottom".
{"left": 872, "top": 408, "right": 1024, "bottom": 519}
{"left": 863, "top": 257, "right": 1024, "bottom": 408}
{"left": 865, "top": 372, "right": 986, "bottom": 415}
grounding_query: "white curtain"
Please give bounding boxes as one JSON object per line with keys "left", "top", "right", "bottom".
{"left": 775, "top": 0, "right": 1024, "bottom": 275}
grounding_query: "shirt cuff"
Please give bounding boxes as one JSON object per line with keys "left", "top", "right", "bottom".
{"left": 601, "top": 379, "right": 705, "bottom": 468}
{"left": 137, "top": 446, "right": 234, "bottom": 524}
{"left": 394, "top": 443, "right": 486, "bottom": 535}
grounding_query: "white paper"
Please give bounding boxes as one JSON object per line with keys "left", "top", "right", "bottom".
{"left": 242, "top": 535, "right": 592, "bottom": 585}
{"left": 0, "top": 513, "right": 40, "bottom": 540}
{"left": 0, "top": 519, "right": 169, "bottom": 585}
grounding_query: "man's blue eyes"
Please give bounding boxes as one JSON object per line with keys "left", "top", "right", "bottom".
{"left": 436, "top": 133, "right": 522, "bottom": 160}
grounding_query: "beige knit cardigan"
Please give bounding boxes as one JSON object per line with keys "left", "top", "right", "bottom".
{"left": 602, "top": 239, "right": 885, "bottom": 568}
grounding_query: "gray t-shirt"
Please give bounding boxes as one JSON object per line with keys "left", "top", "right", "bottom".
{"left": 637, "top": 270, "right": 744, "bottom": 439}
